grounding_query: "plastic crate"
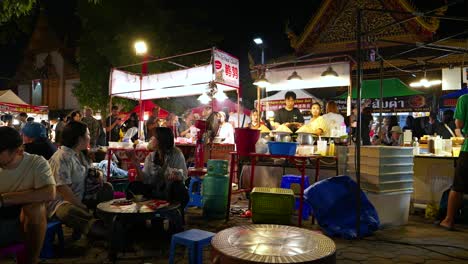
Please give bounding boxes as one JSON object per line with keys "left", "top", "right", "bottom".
{"left": 362, "top": 172, "right": 413, "bottom": 184}
{"left": 267, "top": 142, "right": 298, "bottom": 156}
{"left": 361, "top": 180, "right": 413, "bottom": 193}
{"left": 360, "top": 146, "right": 413, "bottom": 157}
{"left": 251, "top": 187, "right": 294, "bottom": 224}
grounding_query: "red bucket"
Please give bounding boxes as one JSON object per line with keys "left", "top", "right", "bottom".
{"left": 234, "top": 128, "right": 260, "bottom": 155}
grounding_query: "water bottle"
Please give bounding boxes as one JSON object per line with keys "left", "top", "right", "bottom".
{"left": 412, "top": 137, "right": 419, "bottom": 155}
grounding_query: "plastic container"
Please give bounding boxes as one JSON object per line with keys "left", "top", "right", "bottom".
{"left": 361, "top": 172, "right": 413, "bottom": 184}
{"left": 453, "top": 146, "right": 461, "bottom": 157}
{"left": 251, "top": 187, "right": 294, "bottom": 224}
{"left": 362, "top": 163, "right": 413, "bottom": 175}
{"left": 202, "top": 174, "right": 229, "bottom": 219}
{"left": 360, "top": 146, "right": 413, "bottom": 157}
{"left": 364, "top": 190, "right": 412, "bottom": 227}
{"left": 361, "top": 180, "right": 413, "bottom": 193}
{"left": 267, "top": 142, "right": 298, "bottom": 156}
{"left": 361, "top": 155, "right": 414, "bottom": 166}
{"left": 234, "top": 128, "right": 260, "bottom": 155}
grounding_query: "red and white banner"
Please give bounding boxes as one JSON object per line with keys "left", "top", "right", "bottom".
{"left": 258, "top": 98, "right": 314, "bottom": 112}
{"left": 213, "top": 49, "right": 239, "bottom": 89}
{"left": 0, "top": 102, "right": 48, "bottom": 115}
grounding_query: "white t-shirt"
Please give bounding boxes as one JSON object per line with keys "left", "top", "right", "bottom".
{"left": 0, "top": 152, "right": 55, "bottom": 193}
{"left": 228, "top": 113, "right": 251, "bottom": 128}
{"left": 322, "top": 113, "right": 345, "bottom": 137}
{"left": 217, "top": 122, "right": 235, "bottom": 144}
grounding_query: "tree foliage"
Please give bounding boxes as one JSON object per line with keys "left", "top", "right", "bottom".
{"left": 73, "top": 0, "right": 223, "bottom": 115}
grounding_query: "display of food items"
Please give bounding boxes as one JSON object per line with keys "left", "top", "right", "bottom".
{"left": 258, "top": 124, "right": 271, "bottom": 133}
{"left": 451, "top": 137, "right": 465, "bottom": 146}
{"left": 295, "top": 124, "right": 315, "bottom": 134}
{"left": 274, "top": 124, "right": 293, "bottom": 133}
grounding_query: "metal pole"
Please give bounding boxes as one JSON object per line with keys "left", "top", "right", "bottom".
{"left": 355, "top": 8, "right": 363, "bottom": 238}
{"left": 379, "top": 59, "right": 384, "bottom": 143}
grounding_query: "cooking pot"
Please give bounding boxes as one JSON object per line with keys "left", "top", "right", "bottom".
{"left": 296, "top": 132, "right": 315, "bottom": 145}
{"left": 260, "top": 132, "right": 272, "bottom": 141}
{"left": 274, "top": 132, "right": 291, "bottom": 142}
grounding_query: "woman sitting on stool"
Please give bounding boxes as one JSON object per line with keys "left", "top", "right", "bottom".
{"left": 127, "top": 127, "right": 189, "bottom": 210}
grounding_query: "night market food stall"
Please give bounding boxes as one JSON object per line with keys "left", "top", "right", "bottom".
{"left": 106, "top": 47, "right": 240, "bottom": 180}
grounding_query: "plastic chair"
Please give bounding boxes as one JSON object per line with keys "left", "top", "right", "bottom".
{"left": 0, "top": 243, "right": 27, "bottom": 264}
{"left": 186, "top": 177, "right": 203, "bottom": 210}
{"left": 280, "top": 174, "right": 312, "bottom": 220}
{"left": 168, "top": 229, "right": 215, "bottom": 264}
{"left": 40, "top": 220, "right": 64, "bottom": 259}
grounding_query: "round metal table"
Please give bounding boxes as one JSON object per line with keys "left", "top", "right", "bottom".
{"left": 97, "top": 198, "right": 181, "bottom": 263}
{"left": 211, "top": 224, "right": 336, "bottom": 264}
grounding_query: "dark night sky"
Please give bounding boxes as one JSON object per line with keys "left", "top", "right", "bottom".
{"left": 1, "top": 0, "right": 467, "bottom": 100}
{"left": 0, "top": 1, "right": 319, "bottom": 88}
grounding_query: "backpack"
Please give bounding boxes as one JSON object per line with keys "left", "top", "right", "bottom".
{"left": 437, "top": 188, "right": 468, "bottom": 224}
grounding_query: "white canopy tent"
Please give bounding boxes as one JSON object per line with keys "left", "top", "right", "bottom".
{"left": 109, "top": 48, "right": 239, "bottom": 101}
{"left": 0, "top": 89, "right": 27, "bottom": 105}
{"left": 108, "top": 48, "right": 240, "bottom": 139}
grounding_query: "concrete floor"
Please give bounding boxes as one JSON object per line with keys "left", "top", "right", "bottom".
{"left": 2, "top": 195, "right": 468, "bottom": 264}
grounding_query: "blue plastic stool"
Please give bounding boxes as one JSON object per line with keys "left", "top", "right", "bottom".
{"left": 168, "top": 229, "right": 215, "bottom": 264}
{"left": 280, "top": 175, "right": 312, "bottom": 220}
{"left": 186, "top": 177, "right": 203, "bottom": 210}
{"left": 40, "top": 220, "right": 64, "bottom": 259}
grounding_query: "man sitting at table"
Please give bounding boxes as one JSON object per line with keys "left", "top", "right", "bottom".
{"left": 127, "top": 127, "right": 189, "bottom": 210}
{"left": 272, "top": 91, "right": 304, "bottom": 129}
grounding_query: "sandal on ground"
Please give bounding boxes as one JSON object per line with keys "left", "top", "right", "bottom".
{"left": 433, "top": 220, "right": 456, "bottom": 231}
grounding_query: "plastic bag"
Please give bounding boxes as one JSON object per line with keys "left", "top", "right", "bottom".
{"left": 304, "top": 175, "right": 380, "bottom": 239}
{"left": 255, "top": 138, "right": 268, "bottom": 154}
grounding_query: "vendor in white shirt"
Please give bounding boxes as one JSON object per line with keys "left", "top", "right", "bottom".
{"left": 322, "top": 101, "right": 345, "bottom": 137}
{"left": 228, "top": 105, "right": 251, "bottom": 128}
{"left": 216, "top": 111, "right": 235, "bottom": 144}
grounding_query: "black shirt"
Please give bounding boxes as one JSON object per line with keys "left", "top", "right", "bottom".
{"left": 274, "top": 107, "right": 304, "bottom": 124}
{"left": 24, "top": 139, "right": 58, "bottom": 160}
{"left": 106, "top": 116, "right": 121, "bottom": 142}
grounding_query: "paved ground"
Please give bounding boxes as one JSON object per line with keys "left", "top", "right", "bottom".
{"left": 2, "top": 194, "right": 468, "bottom": 264}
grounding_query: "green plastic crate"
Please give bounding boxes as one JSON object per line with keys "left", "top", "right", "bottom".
{"left": 251, "top": 187, "right": 295, "bottom": 225}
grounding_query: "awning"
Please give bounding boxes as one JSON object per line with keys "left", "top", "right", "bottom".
{"left": 337, "top": 78, "right": 424, "bottom": 99}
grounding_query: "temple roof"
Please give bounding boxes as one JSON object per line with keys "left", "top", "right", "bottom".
{"left": 290, "top": 0, "right": 446, "bottom": 55}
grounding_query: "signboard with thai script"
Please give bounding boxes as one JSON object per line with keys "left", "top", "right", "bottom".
{"left": 0, "top": 102, "right": 49, "bottom": 114}
{"left": 259, "top": 98, "right": 315, "bottom": 112}
{"left": 213, "top": 49, "right": 239, "bottom": 89}
{"left": 335, "top": 95, "right": 432, "bottom": 113}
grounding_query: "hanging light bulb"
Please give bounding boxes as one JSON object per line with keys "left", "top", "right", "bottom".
{"left": 253, "top": 74, "right": 270, "bottom": 88}
{"left": 409, "top": 71, "right": 441, "bottom": 88}
{"left": 214, "top": 91, "right": 227, "bottom": 101}
{"left": 197, "top": 92, "right": 211, "bottom": 104}
{"left": 287, "top": 71, "right": 302, "bottom": 81}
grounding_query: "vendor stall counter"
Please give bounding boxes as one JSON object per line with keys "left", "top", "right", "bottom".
{"left": 227, "top": 152, "right": 338, "bottom": 226}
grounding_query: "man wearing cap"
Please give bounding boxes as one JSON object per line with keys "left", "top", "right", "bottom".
{"left": 384, "top": 126, "right": 403, "bottom": 146}
{"left": 0, "top": 126, "right": 56, "bottom": 263}
{"left": 22, "top": 122, "right": 57, "bottom": 160}
{"left": 439, "top": 94, "right": 468, "bottom": 230}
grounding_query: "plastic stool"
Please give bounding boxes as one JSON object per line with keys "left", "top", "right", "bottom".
{"left": 280, "top": 175, "right": 312, "bottom": 220}
{"left": 186, "top": 177, "right": 203, "bottom": 210}
{"left": 40, "top": 221, "right": 64, "bottom": 259}
{"left": 168, "top": 229, "right": 215, "bottom": 264}
{"left": 0, "top": 243, "right": 26, "bottom": 264}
